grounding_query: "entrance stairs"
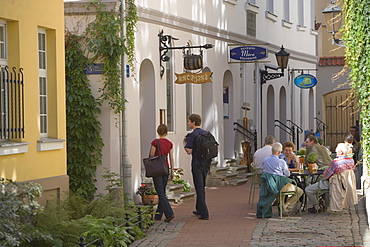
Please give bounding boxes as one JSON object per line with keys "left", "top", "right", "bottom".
{"left": 206, "top": 159, "right": 251, "bottom": 187}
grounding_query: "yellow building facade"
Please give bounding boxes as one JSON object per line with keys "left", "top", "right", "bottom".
{"left": 0, "top": 0, "right": 68, "bottom": 205}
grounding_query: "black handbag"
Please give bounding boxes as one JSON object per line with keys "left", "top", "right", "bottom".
{"left": 143, "top": 139, "right": 169, "bottom": 177}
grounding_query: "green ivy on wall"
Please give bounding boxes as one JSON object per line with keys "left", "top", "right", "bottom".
{"left": 65, "top": 0, "right": 137, "bottom": 200}
{"left": 342, "top": 0, "right": 369, "bottom": 170}
{"left": 65, "top": 32, "right": 104, "bottom": 201}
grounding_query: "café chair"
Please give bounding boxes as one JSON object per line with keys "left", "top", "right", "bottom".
{"left": 278, "top": 179, "right": 301, "bottom": 218}
{"left": 315, "top": 180, "right": 329, "bottom": 213}
{"left": 248, "top": 163, "right": 263, "bottom": 209}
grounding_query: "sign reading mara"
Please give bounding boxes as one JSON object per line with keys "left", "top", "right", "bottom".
{"left": 175, "top": 72, "right": 213, "bottom": 84}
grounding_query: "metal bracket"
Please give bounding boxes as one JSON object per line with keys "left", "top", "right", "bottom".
{"left": 159, "top": 30, "right": 213, "bottom": 78}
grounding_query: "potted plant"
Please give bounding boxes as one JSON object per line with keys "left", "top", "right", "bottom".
{"left": 306, "top": 152, "right": 318, "bottom": 173}
{"left": 136, "top": 184, "right": 159, "bottom": 205}
{"left": 172, "top": 168, "right": 191, "bottom": 192}
{"left": 296, "top": 148, "right": 306, "bottom": 164}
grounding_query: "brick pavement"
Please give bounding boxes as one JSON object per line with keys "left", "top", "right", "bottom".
{"left": 129, "top": 181, "right": 370, "bottom": 247}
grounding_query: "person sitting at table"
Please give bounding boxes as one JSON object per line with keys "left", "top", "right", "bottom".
{"left": 253, "top": 135, "right": 275, "bottom": 173}
{"left": 305, "top": 143, "right": 357, "bottom": 213}
{"left": 279, "top": 141, "right": 299, "bottom": 172}
{"left": 305, "top": 135, "right": 332, "bottom": 169}
{"left": 256, "top": 142, "right": 303, "bottom": 217}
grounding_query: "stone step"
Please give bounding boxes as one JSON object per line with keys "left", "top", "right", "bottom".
{"left": 166, "top": 183, "right": 184, "bottom": 195}
{"left": 168, "top": 191, "right": 196, "bottom": 204}
{"left": 225, "top": 159, "right": 237, "bottom": 166}
{"left": 228, "top": 165, "right": 248, "bottom": 174}
{"left": 236, "top": 172, "right": 252, "bottom": 179}
{"left": 228, "top": 178, "right": 249, "bottom": 187}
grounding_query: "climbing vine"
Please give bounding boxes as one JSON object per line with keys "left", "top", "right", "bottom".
{"left": 125, "top": 0, "right": 138, "bottom": 71}
{"left": 65, "top": 32, "right": 104, "bottom": 201}
{"left": 342, "top": 0, "right": 370, "bottom": 170}
{"left": 86, "top": 0, "right": 127, "bottom": 114}
{"left": 65, "top": 0, "right": 137, "bottom": 199}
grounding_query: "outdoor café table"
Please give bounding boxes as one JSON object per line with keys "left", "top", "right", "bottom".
{"left": 289, "top": 170, "right": 325, "bottom": 211}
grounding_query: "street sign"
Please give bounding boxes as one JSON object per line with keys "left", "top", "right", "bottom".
{"left": 229, "top": 46, "right": 268, "bottom": 62}
{"left": 84, "top": 63, "right": 104, "bottom": 74}
{"left": 174, "top": 72, "right": 213, "bottom": 84}
{"left": 294, "top": 74, "right": 317, "bottom": 89}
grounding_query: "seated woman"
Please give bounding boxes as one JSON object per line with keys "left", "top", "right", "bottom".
{"left": 279, "top": 141, "right": 299, "bottom": 172}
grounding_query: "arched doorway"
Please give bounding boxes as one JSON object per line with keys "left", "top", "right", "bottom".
{"left": 139, "top": 59, "right": 156, "bottom": 175}
{"left": 267, "top": 85, "right": 275, "bottom": 136}
{"left": 279, "top": 86, "right": 287, "bottom": 143}
{"left": 223, "top": 70, "right": 233, "bottom": 158}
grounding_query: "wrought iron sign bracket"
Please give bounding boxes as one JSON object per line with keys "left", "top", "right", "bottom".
{"left": 159, "top": 30, "right": 213, "bottom": 78}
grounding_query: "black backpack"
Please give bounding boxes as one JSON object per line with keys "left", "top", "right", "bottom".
{"left": 189, "top": 131, "right": 219, "bottom": 168}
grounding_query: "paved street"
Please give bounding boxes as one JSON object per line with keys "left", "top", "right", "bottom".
{"left": 130, "top": 181, "right": 370, "bottom": 247}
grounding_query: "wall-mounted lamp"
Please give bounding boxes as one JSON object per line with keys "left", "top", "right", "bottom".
{"left": 159, "top": 30, "right": 213, "bottom": 78}
{"left": 260, "top": 45, "right": 290, "bottom": 84}
{"left": 322, "top": 1, "right": 344, "bottom": 47}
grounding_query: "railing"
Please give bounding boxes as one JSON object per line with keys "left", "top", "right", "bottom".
{"left": 314, "top": 117, "right": 329, "bottom": 132}
{"left": 0, "top": 66, "right": 25, "bottom": 139}
{"left": 233, "top": 122, "right": 258, "bottom": 153}
{"left": 274, "top": 120, "right": 294, "bottom": 143}
{"left": 77, "top": 205, "right": 154, "bottom": 247}
{"left": 287, "top": 120, "right": 303, "bottom": 146}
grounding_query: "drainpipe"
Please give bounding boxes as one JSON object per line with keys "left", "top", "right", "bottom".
{"left": 120, "top": 0, "right": 132, "bottom": 202}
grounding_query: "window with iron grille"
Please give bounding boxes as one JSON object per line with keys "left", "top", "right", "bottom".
{"left": 38, "top": 29, "right": 47, "bottom": 137}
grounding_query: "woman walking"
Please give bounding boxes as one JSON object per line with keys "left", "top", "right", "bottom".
{"left": 149, "top": 124, "right": 175, "bottom": 222}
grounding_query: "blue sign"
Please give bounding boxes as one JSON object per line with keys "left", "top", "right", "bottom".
{"left": 84, "top": 63, "right": 104, "bottom": 75}
{"left": 294, "top": 74, "right": 317, "bottom": 89}
{"left": 229, "top": 46, "right": 268, "bottom": 61}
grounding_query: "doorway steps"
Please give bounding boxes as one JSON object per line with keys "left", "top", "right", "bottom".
{"left": 166, "top": 183, "right": 196, "bottom": 204}
{"left": 206, "top": 159, "right": 251, "bottom": 187}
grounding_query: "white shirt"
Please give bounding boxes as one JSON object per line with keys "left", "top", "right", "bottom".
{"left": 263, "top": 155, "right": 290, "bottom": 177}
{"left": 254, "top": 145, "right": 272, "bottom": 170}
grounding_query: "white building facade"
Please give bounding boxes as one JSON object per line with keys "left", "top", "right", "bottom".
{"left": 66, "top": 0, "right": 319, "bottom": 202}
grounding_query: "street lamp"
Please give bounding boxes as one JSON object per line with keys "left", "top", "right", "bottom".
{"left": 322, "top": 1, "right": 344, "bottom": 47}
{"left": 260, "top": 45, "right": 290, "bottom": 84}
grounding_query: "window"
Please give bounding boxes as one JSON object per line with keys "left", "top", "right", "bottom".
{"left": 298, "top": 0, "right": 304, "bottom": 26}
{"left": 166, "top": 49, "right": 174, "bottom": 131}
{"left": 247, "top": 11, "right": 256, "bottom": 37}
{"left": 267, "top": 0, "right": 274, "bottom": 13}
{"left": 38, "top": 29, "right": 47, "bottom": 137}
{"left": 0, "top": 22, "right": 6, "bottom": 61}
{"left": 283, "top": 0, "right": 290, "bottom": 22}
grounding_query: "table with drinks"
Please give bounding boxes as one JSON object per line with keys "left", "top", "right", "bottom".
{"left": 290, "top": 168, "right": 325, "bottom": 211}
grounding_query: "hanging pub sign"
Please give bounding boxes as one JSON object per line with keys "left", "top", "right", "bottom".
{"left": 294, "top": 74, "right": 317, "bottom": 89}
{"left": 175, "top": 72, "right": 213, "bottom": 84}
{"left": 229, "top": 46, "right": 267, "bottom": 62}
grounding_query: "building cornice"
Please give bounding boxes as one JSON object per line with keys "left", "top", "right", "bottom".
{"left": 137, "top": 6, "right": 317, "bottom": 64}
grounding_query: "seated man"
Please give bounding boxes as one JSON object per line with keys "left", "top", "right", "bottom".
{"left": 305, "top": 135, "right": 332, "bottom": 169}
{"left": 256, "top": 142, "right": 303, "bottom": 217}
{"left": 305, "top": 143, "right": 357, "bottom": 213}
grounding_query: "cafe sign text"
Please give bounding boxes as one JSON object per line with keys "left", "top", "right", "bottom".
{"left": 229, "top": 46, "right": 267, "bottom": 62}
{"left": 175, "top": 72, "right": 213, "bottom": 84}
{"left": 294, "top": 74, "right": 317, "bottom": 89}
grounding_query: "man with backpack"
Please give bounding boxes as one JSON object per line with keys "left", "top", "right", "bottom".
{"left": 184, "top": 114, "right": 218, "bottom": 220}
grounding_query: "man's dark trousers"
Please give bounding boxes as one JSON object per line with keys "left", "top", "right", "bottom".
{"left": 192, "top": 165, "right": 209, "bottom": 219}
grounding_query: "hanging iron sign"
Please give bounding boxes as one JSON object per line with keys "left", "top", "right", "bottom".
{"left": 294, "top": 74, "right": 317, "bottom": 89}
{"left": 229, "top": 46, "right": 267, "bottom": 61}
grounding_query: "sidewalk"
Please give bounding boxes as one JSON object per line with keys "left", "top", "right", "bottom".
{"left": 130, "top": 181, "right": 370, "bottom": 247}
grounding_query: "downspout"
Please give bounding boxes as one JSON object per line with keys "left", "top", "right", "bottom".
{"left": 120, "top": 0, "right": 132, "bottom": 202}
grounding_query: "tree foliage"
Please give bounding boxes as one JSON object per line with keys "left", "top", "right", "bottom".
{"left": 342, "top": 1, "right": 369, "bottom": 170}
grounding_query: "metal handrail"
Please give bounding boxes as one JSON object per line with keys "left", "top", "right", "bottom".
{"left": 314, "top": 117, "right": 329, "bottom": 131}
{"left": 274, "top": 120, "right": 295, "bottom": 142}
{"left": 287, "top": 120, "right": 303, "bottom": 133}
{"left": 233, "top": 122, "right": 258, "bottom": 152}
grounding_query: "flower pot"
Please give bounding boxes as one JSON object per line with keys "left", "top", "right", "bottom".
{"left": 142, "top": 195, "right": 159, "bottom": 205}
{"left": 308, "top": 163, "right": 317, "bottom": 173}
{"left": 299, "top": 156, "right": 305, "bottom": 164}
